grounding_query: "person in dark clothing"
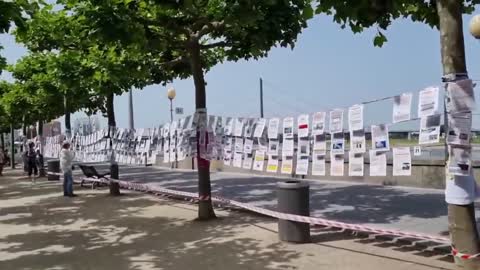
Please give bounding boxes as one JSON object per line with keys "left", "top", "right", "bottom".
{"left": 36, "top": 149, "right": 45, "bottom": 177}
{"left": 27, "top": 142, "right": 38, "bottom": 182}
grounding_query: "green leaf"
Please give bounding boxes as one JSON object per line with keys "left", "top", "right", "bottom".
{"left": 373, "top": 31, "right": 387, "bottom": 47}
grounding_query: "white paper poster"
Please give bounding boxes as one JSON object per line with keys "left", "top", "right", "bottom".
{"left": 419, "top": 115, "right": 441, "bottom": 145}
{"left": 348, "top": 104, "right": 364, "bottom": 131}
{"left": 297, "top": 139, "right": 310, "bottom": 156}
{"left": 242, "top": 153, "right": 253, "bottom": 170}
{"left": 393, "top": 147, "right": 412, "bottom": 176}
{"left": 268, "top": 118, "right": 280, "bottom": 139}
{"left": 331, "top": 133, "right": 345, "bottom": 154}
{"left": 282, "top": 138, "right": 294, "bottom": 156}
{"left": 234, "top": 138, "right": 244, "bottom": 152}
{"left": 349, "top": 152, "right": 364, "bottom": 176}
{"left": 281, "top": 156, "right": 294, "bottom": 174}
{"left": 266, "top": 155, "right": 279, "bottom": 173}
{"left": 329, "top": 109, "right": 344, "bottom": 133}
{"left": 253, "top": 151, "right": 265, "bottom": 171}
{"left": 233, "top": 118, "right": 244, "bottom": 137}
{"left": 295, "top": 155, "right": 309, "bottom": 176}
{"left": 418, "top": 87, "right": 439, "bottom": 118}
{"left": 350, "top": 130, "right": 366, "bottom": 153}
{"left": 330, "top": 154, "right": 344, "bottom": 176}
{"left": 312, "top": 152, "right": 326, "bottom": 176}
{"left": 413, "top": 146, "right": 422, "bottom": 156}
{"left": 268, "top": 140, "right": 280, "bottom": 155}
{"left": 224, "top": 118, "right": 234, "bottom": 136}
{"left": 393, "top": 93, "right": 412, "bottom": 123}
{"left": 244, "top": 138, "right": 254, "bottom": 154}
{"left": 283, "top": 117, "right": 294, "bottom": 139}
{"left": 369, "top": 150, "right": 387, "bottom": 176}
{"left": 297, "top": 114, "right": 310, "bottom": 138}
{"left": 448, "top": 146, "right": 472, "bottom": 176}
{"left": 253, "top": 119, "right": 266, "bottom": 138}
{"left": 371, "top": 124, "right": 390, "bottom": 151}
{"left": 313, "top": 133, "right": 327, "bottom": 152}
{"left": 233, "top": 152, "right": 243, "bottom": 168}
{"left": 446, "top": 79, "right": 476, "bottom": 113}
{"left": 243, "top": 118, "right": 254, "bottom": 138}
{"left": 312, "top": 112, "right": 326, "bottom": 135}
{"left": 447, "top": 112, "right": 472, "bottom": 146}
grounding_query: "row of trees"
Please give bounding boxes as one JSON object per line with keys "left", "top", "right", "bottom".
{"left": 1, "top": 1, "right": 479, "bottom": 268}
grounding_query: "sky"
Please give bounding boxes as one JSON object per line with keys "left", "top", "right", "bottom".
{"left": 1, "top": 8, "right": 480, "bottom": 132}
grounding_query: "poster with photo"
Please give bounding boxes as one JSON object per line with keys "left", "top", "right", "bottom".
{"left": 224, "top": 117, "right": 234, "bottom": 136}
{"left": 266, "top": 155, "right": 279, "bottom": 173}
{"left": 242, "top": 153, "right": 253, "bottom": 170}
{"left": 419, "top": 114, "right": 441, "bottom": 145}
{"left": 283, "top": 117, "right": 294, "bottom": 139}
{"left": 297, "top": 114, "right": 310, "bottom": 138}
{"left": 330, "top": 154, "right": 344, "bottom": 176}
{"left": 233, "top": 118, "right": 244, "bottom": 137}
{"left": 446, "top": 79, "right": 476, "bottom": 113}
{"left": 244, "top": 138, "right": 254, "bottom": 154}
{"left": 313, "top": 133, "right": 327, "bottom": 152}
{"left": 268, "top": 140, "right": 280, "bottom": 155}
{"left": 349, "top": 152, "right": 364, "bottom": 176}
{"left": 447, "top": 112, "right": 472, "bottom": 146}
{"left": 295, "top": 155, "right": 309, "bottom": 176}
{"left": 418, "top": 87, "right": 439, "bottom": 118}
{"left": 329, "top": 109, "right": 344, "bottom": 134}
{"left": 448, "top": 146, "right": 472, "bottom": 176}
{"left": 369, "top": 150, "right": 387, "bottom": 176}
{"left": 253, "top": 151, "right": 265, "bottom": 171}
{"left": 281, "top": 155, "right": 294, "bottom": 174}
{"left": 232, "top": 152, "right": 243, "bottom": 168}
{"left": 234, "top": 138, "right": 244, "bottom": 153}
{"left": 393, "top": 93, "right": 412, "bottom": 123}
{"left": 348, "top": 104, "right": 364, "bottom": 132}
{"left": 297, "top": 139, "right": 310, "bottom": 157}
{"left": 393, "top": 147, "right": 412, "bottom": 176}
{"left": 312, "top": 152, "right": 326, "bottom": 176}
{"left": 312, "top": 112, "right": 326, "bottom": 135}
{"left": 331, "top": 133, "right": 345, "bottom": 154}
{"left": 244, "top": 118, "right": 255, "bottom": 138}
{"left": 350, "top": 129, "right": 366, "bottom": 153}
{"left": 371, "top": 124, "right": 390, "bottom": 151}
{"left": 253, "top": 118, "right": 267, "bottom": 138}
{"left": 268, "top": 118, "right": 280, "bottom": 139}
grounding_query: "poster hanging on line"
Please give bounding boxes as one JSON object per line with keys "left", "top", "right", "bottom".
{"left": 369, "top": 150, "right": 387, "bottom": 176}
{"left": 312, "top": 152, "right": 326, "bottom": 176}
{"left": 297, "top": 114, "right": 310, "bottom": 138}
{"left": 313, "top": 133, "right": 327, "bottom": 152}
{"left": 283, "top": 117, "right": 294, "bottom": 139}
{"left": 312, "top": 112, "right": 326, "bottom": 135}
{"left": 330, "top": 153, "right": 344, "bottom": 176}
{"left": 448, "top": 146, "right": 472, "bottom": 176}
{"left": 243, "top": 138, "right": 254, "bottom": 154}
{"left": 296, "top": 155, "right": 309, "bottom": 176}
{"left": 282, "top": 138, "right": 294, "bottom": 156}
{"left": 331, "top": 133, "right": 345, "bottom": 154}
{"left": 253, "top": 119, "right": 266, "bottom": 138}
{"left": 419, "top": 114, "right": 441, "bottom": 145}
{"left": 266, "top": 155, "right": 279, "bottom": 173}
{"left": 242, "top": 153, "right": 253, "bottom": 170}
{"left": 329, "top": 109, "right": 344, "bottom": 134}
{"left": 253, "top": 151, "right": 265, "bottom": 171}
{"left": 371, "top": 124, "right": 390, "bottom": 151}
{"left": 348, "top": 152, "right": 364, "bottom": 176}
{"left": 350, "top": 130, "right": 366, "bottom": 153}
{"left": 393, "top": 147, "right": 412, "bottom": 176}
{"left": 232, "top": 152, "right": 243, "bottom": 168}
{"left": 268, "top": 118, "right": 280, "bottom": 139}
{"left": 413, "top": 146, "right": 422, "bottom": 156}
{"left": 281, "top": 155, "right": 293, "bottom": 174}
{"left": 418, "top": 87, "right": 439, "bottom": 118}
{"left": 233, "top": 118, "right": 244, "bottom": 137}
{"left": 393, "top": 93, "right": 412, "bottom": 123}
{"left": 268, "top": 140, "right": 280, "bottom": 155}
{"left": 348, "top": 104, "right": 364, "bottom": 132}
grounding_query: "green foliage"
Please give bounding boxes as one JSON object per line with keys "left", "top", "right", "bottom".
{"left": 313, "top": 0, "right": 480, "bottom": 47}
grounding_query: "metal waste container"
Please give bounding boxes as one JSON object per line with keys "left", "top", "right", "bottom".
{"left": 277, "top": 180, "right": 310, "bottom": 243}
{"left": 47, "top": 160, "right": 60, "bottom": 181}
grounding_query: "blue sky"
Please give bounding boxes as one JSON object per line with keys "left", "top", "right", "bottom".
{"left": 2, "top": 9, "right": 480, "bottom": 131}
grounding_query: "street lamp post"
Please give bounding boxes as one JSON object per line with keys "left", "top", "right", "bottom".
{"left": 470, "top": 14, "right": 480, "bottom": 40}
{"left": 167, "top": 87, "right": 178, "bottom": 169}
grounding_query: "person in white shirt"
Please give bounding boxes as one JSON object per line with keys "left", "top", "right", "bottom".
{"left": 60, "top": 141, "right": 75, "bottom": 197}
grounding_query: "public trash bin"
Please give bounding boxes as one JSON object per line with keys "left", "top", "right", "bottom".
{"left": 277, "top": 180, "right": 310, "bottom": 243}
{"left": 47, "top": 159, "right": 60, "bottom": 181}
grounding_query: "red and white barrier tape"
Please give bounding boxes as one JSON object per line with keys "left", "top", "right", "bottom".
{"left": 61, "top": 174, "right": 480, "bottom": 261}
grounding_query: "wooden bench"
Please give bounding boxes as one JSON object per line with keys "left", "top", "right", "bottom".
{"left": 79, "top": 165, "right": 110, "bottom": 189}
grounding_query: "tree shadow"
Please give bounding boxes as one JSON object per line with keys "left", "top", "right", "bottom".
{"left": 0, "top": 178, "right": 302, "bottom": 270}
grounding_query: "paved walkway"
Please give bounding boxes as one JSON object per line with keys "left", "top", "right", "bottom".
{"left": 0, "top": 168, "right": 455, "bottom": 269}
{"left": 76, "top": 163, "right": 480, "bottom": 237}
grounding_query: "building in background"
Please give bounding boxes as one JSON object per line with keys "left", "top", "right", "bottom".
{"left": 43, "top": 121, "right": 62, "bottom": 137}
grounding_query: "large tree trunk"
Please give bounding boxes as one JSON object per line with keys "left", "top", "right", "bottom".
{"left": 437, "top": 1, "right": 479, "bottom": 269}
{"left": 106, "top": 92, "right": 117, "bottom": 128}
{"left": 64, "top": 95, "right": 71, "bottom": 138}
{"left": 188, "top": 41, "right": 216, "bottom": 220}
